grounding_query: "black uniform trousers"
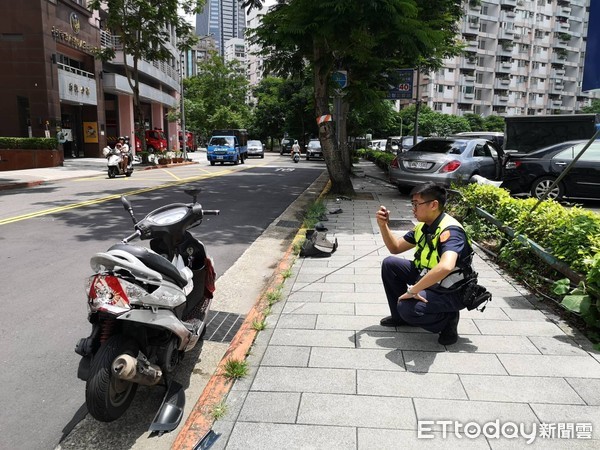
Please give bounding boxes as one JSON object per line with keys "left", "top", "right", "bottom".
{"left": 381, "top": 256, "right": 464, "bottom": 333}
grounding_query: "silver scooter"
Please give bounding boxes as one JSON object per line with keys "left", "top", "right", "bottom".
{"left": 75, "top": 189, "right": 218, "bottom": 433}
{"left": 103, "top": 145, "right": 134, "bottom": 178}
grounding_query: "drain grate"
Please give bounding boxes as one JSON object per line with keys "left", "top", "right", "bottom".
{"left": 203, "top": 310, "right": 245, "bottom": 343}
{"left": 388, "top": 219, "right": 414, "bottom": 229}
{"left": 276, "top": 220, "right": 301, "bottom": 228}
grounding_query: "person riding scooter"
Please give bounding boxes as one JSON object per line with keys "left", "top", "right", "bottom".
{"left": 291, "top": 140, "right": 301, "bottom": 162}
{"left": 117, "top": 137, "right": 130, "bottom": 174}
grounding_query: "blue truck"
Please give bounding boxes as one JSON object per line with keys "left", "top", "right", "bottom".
{"left": 207, "top": 129, "right": 248, "bottom": 165}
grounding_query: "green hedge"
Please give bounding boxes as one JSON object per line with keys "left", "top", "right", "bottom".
{"left": 456, "top": 184, "right": 600, "bottom": 274}
{"left": 355, "top": 148, "right": 395, "bottom": 172}
{"left": 452, "top": 183, "right": 600, "bottom": 345}
{"left": 0, "top": 137, "right": 58, "bottom": 150}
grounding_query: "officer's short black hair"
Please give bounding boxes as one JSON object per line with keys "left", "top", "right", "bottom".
{"left": 410, "top": 182, "right": 447, "bottom": 209}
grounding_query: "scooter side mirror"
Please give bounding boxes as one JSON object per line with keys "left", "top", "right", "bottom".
{"left": 184, "top": 188, "right": 201, "bottom": 203}
{"left": 121, "top": 196, "right": 132, "bottom": 211}
{"left": 121, "top": 196, "right": 137, "bottom": 225}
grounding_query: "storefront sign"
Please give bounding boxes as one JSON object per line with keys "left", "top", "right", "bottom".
{"left": 51, "top": 26, "right": 99, "bottom": 54}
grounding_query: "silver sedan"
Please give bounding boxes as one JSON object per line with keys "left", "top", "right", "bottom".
{"left": 388, "top": 137, "right": 506, "bottom": 192}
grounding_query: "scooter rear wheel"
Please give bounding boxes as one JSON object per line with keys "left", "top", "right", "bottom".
{"left": 85, "top": 335, "right": 139, "bottom": 422}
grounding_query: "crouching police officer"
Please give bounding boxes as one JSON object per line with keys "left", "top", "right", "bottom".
{"left": 376, "top": 182, "right": 474, "bottom": 345}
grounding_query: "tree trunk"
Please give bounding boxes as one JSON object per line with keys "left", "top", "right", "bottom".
{"left": 313, "top": 43, "right": 355, "bottom": 196}
{"left": 339, "top": 97, "right": 351, "bottom": 173}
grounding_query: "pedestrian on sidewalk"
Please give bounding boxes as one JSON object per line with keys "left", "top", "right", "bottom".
{"left": 375, "top": 182, "right": 474, "bottom": 345}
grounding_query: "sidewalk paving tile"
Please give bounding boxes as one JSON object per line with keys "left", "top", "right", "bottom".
{"left": 269, "top": 328, "right": 356, "bottom": 347}
{"left": 297, "top": 393, "right": 415, "bottom": 429}
{"left": 225, "top": 423, "right": 356, "bottom": 450}
{"left": 564, "top": 378, "right": 600, "bottom": 405}
{"left": 357, "top": 428, "right": 490, "bottom": 449}
{"left": 473, "top": 319, "right": 564, "bottom": 336}
{"left": 282, "top": 302, "right": 355, "bottom": 315}
{"left": 260, "top": 345, "right": 311, "bottom": 367}
{"left": 460, "top": 374, "right": 586, "bottom": 404}
{"left": 321, "top": 292, "right": 383, "bottom": 303}
{"left": 403, "top": 351, "right": 508, "bottom": 375}
{"left": 446, "top": 335, "right": 542, "bottom": 354}
{"left": 354, "top": 329, "right": 445, "bottom": 352}
{"left": 358, "top": 370, "right": 468, "bottom": 400}
{"left": 237, "top": 391, "right": 301, "bottom": 423}
{"left": 308, "top": 347, "right": 405, "bottom": 371}
{"left": 500, "top": 308, "right": 551, "bottom": 321}
{"left": 528, "top": 336, "right": 591, "bottom": 356}
{"left": 276, "top": 313, "right": 317, "bottom": 329}
{"left": 250, "top": 366, "right": 356, "bottom": 394}
{"left": 497, "top": 354, "right": 600, "bottom": 378}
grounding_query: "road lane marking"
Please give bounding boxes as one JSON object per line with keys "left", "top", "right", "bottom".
{"left": 0, "top": 163, "right": 269, "bottom": 226}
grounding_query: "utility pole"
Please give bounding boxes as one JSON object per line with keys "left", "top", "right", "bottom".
{"left": 414, "top": 66, "right": 421, "bottom": 142}
{"left": 180, "top": 52, "right": 188, "bottom": 160}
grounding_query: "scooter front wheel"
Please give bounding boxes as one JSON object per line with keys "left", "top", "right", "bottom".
{"left": 108, "top": 167, "right": 117, "bottom": 178}
{"left": 85, "top": 335, "right": 139, "bottom": 422}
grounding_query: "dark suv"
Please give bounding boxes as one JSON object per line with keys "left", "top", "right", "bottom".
{"left": 280, "top": 138, "right": 295, "bottom": 155}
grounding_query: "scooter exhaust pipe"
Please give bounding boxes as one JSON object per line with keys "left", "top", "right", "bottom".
{"left": 112, "top": 354, "right": 162, "bottom": 386}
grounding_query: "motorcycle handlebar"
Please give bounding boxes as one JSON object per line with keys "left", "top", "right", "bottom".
{"left": 203, "top": 210, "right": 220, "bottom": 216}
{"left": 122, "top": 230, "right": 141, "bottom": 244}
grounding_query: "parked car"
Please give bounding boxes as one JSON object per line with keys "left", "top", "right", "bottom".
{"left": 368, "top": 139, "right": 387, "bottom": 152}
{"left": 280, "top": 138, "right": 295, "bottom": 155}
{"left": 386, "top": 136, "right": 402, "bottom": 153}
{"left": 388, "top": 137, "right": 506, "bottom": 192}
{"left": 454, "top": 131, "right": 504, "bottom": 148}
{"left": 247, "top": 139, "right": 265, "bottom": 158}
{"left": 306, "top": 139, "right": 323, "bottom": 160}
{"left": 501, "top": 140, "right": 600, "bottom": 200}
{"left": 400, "top": 136, "right": 424, "bottom": 152}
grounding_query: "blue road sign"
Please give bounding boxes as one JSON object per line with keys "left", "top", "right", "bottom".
{"left": 332, "top": 71, "right": 348, "bottom": 89}
{"left": 387, "top": 69, "right": 414, "bottom": 100}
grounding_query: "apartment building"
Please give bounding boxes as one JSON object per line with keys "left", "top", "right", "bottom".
{"left": 419, "top": 0, "right": 591, "bottom": 117}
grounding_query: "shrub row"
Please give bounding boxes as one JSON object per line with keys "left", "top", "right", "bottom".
{"left": 354, "top": 148, "right": 395, "bottom": 173}
{"left": 0, "top": 137, "right": 58, "bottom": 150}
{"left": 451, "top": 183, "right": 600, "bottom": 346}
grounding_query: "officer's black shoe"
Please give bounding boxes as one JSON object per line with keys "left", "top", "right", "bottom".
{"left": 438, "top": 312, "right": 460, "bottom": 345}
{"left": 380, "top": 316, "right": 407, "bottom": 327}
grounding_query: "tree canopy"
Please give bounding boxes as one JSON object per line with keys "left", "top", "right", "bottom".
{"left": 184, "top": 52, "right": 251, "bottom": 141}
{"left": 247, "top": 0, "right": 464, "bottom": 195}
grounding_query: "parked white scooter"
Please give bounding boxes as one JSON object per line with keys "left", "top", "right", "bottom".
{"left": 103, "top": 145, "right": 134, "bottom": 178}
{"left": 75, "top": 189, "right": 218, "bottom": 433}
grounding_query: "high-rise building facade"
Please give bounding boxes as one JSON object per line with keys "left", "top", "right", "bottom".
{"left": 196, "top": 0, "right": 246, "bottom": 56}
{"left": 418, "top": 0, "right": 591, "bottom": 117}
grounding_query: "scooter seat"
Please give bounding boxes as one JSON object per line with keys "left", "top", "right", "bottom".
{"left": 108, "top": 244, "right": 188, "bottom": 288}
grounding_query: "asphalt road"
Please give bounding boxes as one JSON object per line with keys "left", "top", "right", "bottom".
{"left": 0, "top": 153, "right": 326, "bottom": 450}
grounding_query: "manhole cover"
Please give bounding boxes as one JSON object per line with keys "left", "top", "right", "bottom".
{"left": 388, "top": 219, "right": 414, "bottom": 229}
{"left": 204, "top": 310, "right": 245, "bottom": 343}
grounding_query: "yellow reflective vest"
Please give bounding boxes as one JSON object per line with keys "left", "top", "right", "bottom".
{"left": 413, "top": 213, "right": 469, "bottom": 271}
